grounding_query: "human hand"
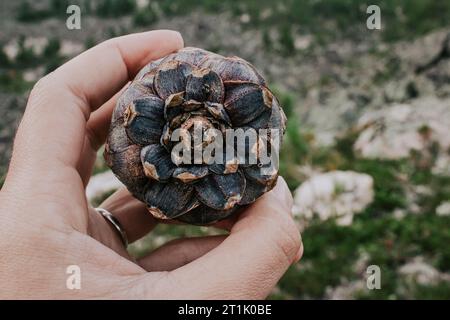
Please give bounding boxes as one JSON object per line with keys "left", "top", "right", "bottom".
{"left": 0, "top": 30, "right": 302, "bottom": 299}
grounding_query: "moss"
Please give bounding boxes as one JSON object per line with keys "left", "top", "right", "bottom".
{"left": 277, "top": 214, "right": 450, "bottom": 299}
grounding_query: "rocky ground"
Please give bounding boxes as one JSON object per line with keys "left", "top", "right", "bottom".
{"left": 1, "top": 0, "right": 450, "bottom": 299}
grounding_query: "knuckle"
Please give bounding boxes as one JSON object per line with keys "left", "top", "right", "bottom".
{"left": 27, "top": 74, "right": 57, "bottom": 109}
{"left": 30, "top": 74, "right": 54, "bottom": 96}
{"left": 28, "top": 71, "right": 89, "bottom": 119}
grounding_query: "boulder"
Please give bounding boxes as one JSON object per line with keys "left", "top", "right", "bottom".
{"left": 292, "top": 171, "right": 374, "bottom": 226}
{"left": 354, "top": 97, "right": 450, "bottom": 160}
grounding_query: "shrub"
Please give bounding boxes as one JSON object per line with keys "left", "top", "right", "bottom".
{"left": 133, "top": 6, "right": 158, "bottom": 27}
{"left": 0, "top": 48, "right": 10, "bottom": 68}
{"left": 262, "top": 28, "right": 272, "bottom": 51}
{"left": 43, "top": 38, "right": 61, "bottom": 58}
{"left": 16, "top": 1, "right": 50, "bottom": 22}
{"left": 15, "top": 37, "right": 37, "bottom": 67}
{"left": 96, "top": 0, "right": 136, "bottom": 18}
{"left": 0, "top": 70, "right": 33, "bottom": 93}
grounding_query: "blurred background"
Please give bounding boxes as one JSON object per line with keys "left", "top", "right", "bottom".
{"left": 1, "top": 0, "right": 450, "bottom": 299}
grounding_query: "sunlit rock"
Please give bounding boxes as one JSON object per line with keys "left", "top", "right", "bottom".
{"left": 399, "top": 257, "right": 442, "bottom": 285}
{"left": 292, "top": 170, "right": 374, "bottom": 226}
{"left": 436, "top": 201, "right": 450, "bottom": 216}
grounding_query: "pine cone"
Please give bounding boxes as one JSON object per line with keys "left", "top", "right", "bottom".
{"left": 104, "top": 47, "right": 286, "bottom": 225}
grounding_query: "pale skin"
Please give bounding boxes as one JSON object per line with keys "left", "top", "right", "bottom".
{"left": 0, "top": 30, "right": 303, "bottom": 299}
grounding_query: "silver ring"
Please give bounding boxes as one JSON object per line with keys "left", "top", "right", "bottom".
{"left": 95, "top": 208, "right": 129, "bottom": 247}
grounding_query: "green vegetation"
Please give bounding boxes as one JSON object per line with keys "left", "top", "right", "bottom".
{"left": 373, "top": 56, "right": 402, "bottom": 85}
{"left": 128, "top": 223, "right": 227, "bottom": 258}
{"left": 16, "top": 1, "right": 52, "bottom": 22}
{"left": 14, "top": 37, "right": 36, "bottom": 68}
{"left": 271, "top": 89, "right": 450, "bottom": 298}
{"left": 121, "top": 127, "right": 450, "bottom": 299}
{"left": 16, "top": 0, "right": 133, "bottom": 22}
{"left": 145, "top": 0, "right": 450, "bottom": 42}
{"left": 14, "top": 0, "right": 450, "bottom": 43}
{"left": 133, "top": 5, "right": 158, "bottom": 27}
{"left": 96, "top": 0, "right": 135, "bottom": 18}
{"left": 43, "top": 38, "right": 65, "bottom": 73}
{"left": 0, "top": 70, "right": 33, "bottom": 93}
{"left": 261, "top": 29, "right": 273, "bottom": 51}
{"left": 0, "top": 49, "right": 10, "bottom": 68}
{"left": 278, "top": 24, "right": 296, "bottom": 55}
{"left": 0, "top": 36, "right": 67, "bottom": 93}
{"left": 84, "top": 37, "right": 97, "bottom": 49}
{"left": 17, "top": 0, "right": 73, "bottom": 22}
